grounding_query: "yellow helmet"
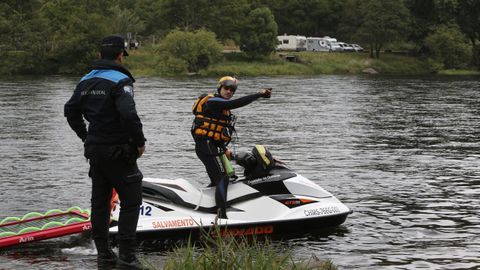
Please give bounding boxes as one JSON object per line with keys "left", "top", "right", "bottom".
{"left": 217, "top": 76, "right": 238, "bottom": 92}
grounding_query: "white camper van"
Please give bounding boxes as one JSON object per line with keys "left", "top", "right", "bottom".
{"left": 306, "top": 37, "right": 330, "bottom": 52}
{"left": 276, "top": 34, "right": 307, "bottom": 51}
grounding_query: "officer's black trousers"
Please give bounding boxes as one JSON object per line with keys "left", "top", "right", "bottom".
{"left": 84, "top": 145, "right": 143, "bottom": 252}
{"left": 194, "top": 139, "right": 229, "bottom": 218}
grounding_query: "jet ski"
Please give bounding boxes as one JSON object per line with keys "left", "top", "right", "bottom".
{"left": 109, "top": 146, "right": 351, "bottom": 240}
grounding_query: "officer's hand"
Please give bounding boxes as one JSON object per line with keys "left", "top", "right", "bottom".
{"left": 260, "top": 88, "right": 272, "bottom": 98}
{"left": 137, "top": 145, "right": 146, "bottom": 158}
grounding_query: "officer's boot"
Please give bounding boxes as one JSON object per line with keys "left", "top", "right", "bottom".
{"left": 117, "top": 240, "right": 148, "bottom": 270}
{"left": 94, "top": 239, "right": 117, "bottom": 269}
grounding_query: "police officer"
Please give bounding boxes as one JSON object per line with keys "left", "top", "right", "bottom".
{"left": 191, "top": 76, "right": 271, "bottom": 219}
{"left": 64, "top": 35, "right": 146, "bottom": 270}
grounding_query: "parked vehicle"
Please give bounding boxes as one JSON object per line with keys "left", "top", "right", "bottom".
{"left": 279, "top": 34, "right": 361, "bottom": 53}
{"left": 306, "top": 37, "right": 330, "bottom": 52}
{"left": 328, "top": 42, "right": 344, "bottom": 52}
{"left": 321, "top": 36, "right": 343, "bottom": 52}
{"left": 338, "top": 42, "right": 355, "bottom": 52}
{"left": 351, "top": 44, "right": 364, "bottom": 52}
{"left": 276, "top": 34, "right": 307, "bottom": 51}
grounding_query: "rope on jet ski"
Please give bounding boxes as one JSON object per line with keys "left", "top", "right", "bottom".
{"left": 195, "top": 189, "right": 204, "bottom": 211}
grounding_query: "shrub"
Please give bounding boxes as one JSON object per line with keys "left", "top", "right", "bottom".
{"left": 156, "top": 29, "right": 222, "bottom": 74}
{"left": 424, "top": 24, "right": 472, "bottom": 69}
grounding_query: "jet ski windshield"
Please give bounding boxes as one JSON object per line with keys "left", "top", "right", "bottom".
{"left": 240, "top": 166, "right": 297, "bottom": 195}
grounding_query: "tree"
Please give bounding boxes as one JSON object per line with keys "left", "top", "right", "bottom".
{"left": 434, "top": 0, "right": 459, "bottom": 25}
{"left": 456, "top": 0, "right": 480, "bottom": 68}
{"left": 239, "top": 7, "right": 278, "bottom": 59}
{"left": 156, "top": 0, "right": 249, "bottom": 42}
{"left": 336, "top": 0, "right": 364, "bottom": 41}
{"left": 0, "top": 0, "right": 53, "bottom": 74}
{"left": 132, "top": 0, "right": 167, "bottom": 37}
{"left": 39, "top": 0, "right": 111, "bottom": 73}
{"left": 262, "top": 0, "right": 331, "bottom": 37}
{"left": 204, "top": 0, "right": 250, "bottom": 42}
{"left": 404, "top": 0, "right": 436, "bottom": 48}
{"left": 157, "top": 29, "right": 222, "bottom": 73}
{"left": 109, "top": 5, "right": 145, "bottom": 39}
{"left": 457, "top": 0, "right": 480, "bottom": 46}
{"left": 424, "top": 24, "right": 472, "bottom": 69}
{"left": 354, "top": 0, "right": 410, "bottom": 58}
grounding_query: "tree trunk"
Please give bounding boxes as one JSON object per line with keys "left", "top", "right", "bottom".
{"left": 375, "top": 43, "right": 382, "bottom": 58}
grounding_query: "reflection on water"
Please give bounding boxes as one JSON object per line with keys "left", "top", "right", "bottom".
{"left": 0, "top": 75, "right": 479, "bottom": 269}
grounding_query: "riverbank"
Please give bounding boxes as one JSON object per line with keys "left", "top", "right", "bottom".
{"left": 125, "top": 49, "right": 479, "bottom": 77}
{"left": 147, "top": 227, "right": 338, "bottom": 270}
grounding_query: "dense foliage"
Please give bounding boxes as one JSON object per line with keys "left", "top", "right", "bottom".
{"left": 239, "top": 7, "right": 278, "bottom": 59}
{"left": 156, "top": 29, "right": 222, "bottom": 73}
{"left": 354, "top": 0, "right": 410, "bottom": 58}
{"left": 0, "top": 0, "right": 479, "bottom": 75}
{"left": 424, "top": 24, "right": 472, "bottom": 69}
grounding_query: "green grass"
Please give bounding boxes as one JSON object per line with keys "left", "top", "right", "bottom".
{"left": 298, "top": 52, "right": 434, "bottom": 75}
{"left": 369, "top": 54, "right": 434, "bottom": 74}
{"left": 201, "top": 52, "right": 435, "bottom": 76}
{"left": 141, "top": 226, "right": 338, "bottom": 270}
{"left": 123, "top": 47, "right": 165, "bottom": 77}
{"left": 298, "top": 52, "right": 368, "bottom": 74}
{"left": 200, "top": 60, "right": 313, "bottom": 77}
{"left": 125, "top": 49, "right": 477, "bottom": 77}
{"left": 438, "top": 69, "right": 480, "bottom": 75}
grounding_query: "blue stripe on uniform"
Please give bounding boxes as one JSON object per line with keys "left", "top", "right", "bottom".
{"left": 80, "top": 70, "right": 128, "bottom": 83}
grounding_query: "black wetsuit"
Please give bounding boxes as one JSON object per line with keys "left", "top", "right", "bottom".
{"left": 193, "top": 93, "right": 262, "bottom": 218}
{"left": 64, "top": 59, "right": 145, "bottom": 255}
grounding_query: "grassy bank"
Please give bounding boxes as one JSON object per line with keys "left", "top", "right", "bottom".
{"left": 437, "top": 69, "right": 480, "bottom": 75}
{"left": 124, "top": 47, "right": 480, "bottom": 77}
{"left": 141, "top": 228, "right": 337, "bottom": 270}
{"left": 202, "top": 51, "right": 436, "bottom": 77}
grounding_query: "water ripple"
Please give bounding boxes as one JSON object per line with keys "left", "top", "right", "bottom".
{"left": 0, "top": 75, "right": 479, "bottom": 269}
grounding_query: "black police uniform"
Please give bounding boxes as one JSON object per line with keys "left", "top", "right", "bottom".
{"left": 64, "top": 59, "right": 145, "bottom": 259}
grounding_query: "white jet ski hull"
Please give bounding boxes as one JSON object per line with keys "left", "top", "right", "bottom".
{"left": 109, "top": 167, "right": 351, "bottom": 240}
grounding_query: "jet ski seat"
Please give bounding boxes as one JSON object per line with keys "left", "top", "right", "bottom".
{"left": 143, "top": 181, "right": 184, "bottom": 204}
{"left": 142, "top": 178, "right": 263, "bottom": 214}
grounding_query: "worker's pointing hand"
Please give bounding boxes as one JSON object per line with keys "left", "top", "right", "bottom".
{"left": 260, "top": 88, "right": 272, "bottom": 98}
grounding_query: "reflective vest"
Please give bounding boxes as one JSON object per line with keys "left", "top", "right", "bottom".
{"left": 191, "top": 94, "right": 234, "bottom": 144}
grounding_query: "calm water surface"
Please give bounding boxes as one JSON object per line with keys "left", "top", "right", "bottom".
{"left": 0, "top": 75, "right": 479, "bottom": 269}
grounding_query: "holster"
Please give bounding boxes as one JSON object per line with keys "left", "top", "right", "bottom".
{"left": 109, "top": 144, "right": 138, "bottom": 165}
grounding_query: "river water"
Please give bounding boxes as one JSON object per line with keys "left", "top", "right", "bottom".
{"left": 0, "top": 75, "right": 479, "bottom": 269}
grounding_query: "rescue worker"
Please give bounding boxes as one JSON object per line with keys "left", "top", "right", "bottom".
{"left": 64, "top": 35, "right": 147, "bottom": 270}
{"left": 191, "top": 76, "right": 272, "bottom": 219}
